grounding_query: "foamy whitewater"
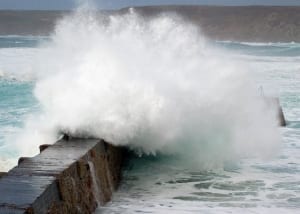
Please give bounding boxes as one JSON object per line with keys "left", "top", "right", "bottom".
{"left": 0, "top": 9, "right": 299, "bottom": 213}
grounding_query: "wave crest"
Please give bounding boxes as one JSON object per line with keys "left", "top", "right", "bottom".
{"left": 15, "top": 9, "right": 281, "bottom": 168}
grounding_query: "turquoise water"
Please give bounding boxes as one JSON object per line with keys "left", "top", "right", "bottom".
{"left": 0, "top": 36, "right": 299, "bottom": 213}
{"left": 0, "top": 79, "right": 36, "bottom": 143}
{"left": 0, "top": 37, "right": 40, "bottom": 168}
{"left": 216, "top": 41, "right": 300, "bottom": 57}
{"left": 0, "top": 36, "right": 48, "bottom": 48}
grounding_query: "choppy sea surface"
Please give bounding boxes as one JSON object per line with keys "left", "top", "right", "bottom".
{"left": 98, "top": 41, "right": 300, "bottom": 214}
{"left": 0, "top": 36, "right": 299, "bottom": 213}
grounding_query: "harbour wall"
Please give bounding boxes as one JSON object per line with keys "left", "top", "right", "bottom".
{"left": 0, "top": 138, "right": 124, "bottom": 214}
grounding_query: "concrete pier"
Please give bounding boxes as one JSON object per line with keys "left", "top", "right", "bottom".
{"left": 0, "top": 172, "right": 6, "bottom": 179}
{"left": 0, "top": 138, "right": 124, "bottom": 214}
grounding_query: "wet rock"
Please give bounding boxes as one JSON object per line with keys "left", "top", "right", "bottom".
{"left": 278, "top": 106, "right": 286, "bottom": 126}
{"left": 39, "top": 144, "right": 52, "bottom": 153}
{"left": 264, "top": 97, "right": 286, "bottom": 126}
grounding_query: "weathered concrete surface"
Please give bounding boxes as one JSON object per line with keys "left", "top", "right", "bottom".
{"left": 0, "top": 172, "right": 6, "bottom": 179}
{"left": 0, "top": 138, "right": 124, "bottom": 214}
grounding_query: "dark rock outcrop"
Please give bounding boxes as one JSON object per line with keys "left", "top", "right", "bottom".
{"left": 265, "top": 97, "right": 286, "bottom": 126}
{"left": 0, "top": 138, "right": 124, "bottom": 214}
{"left": 278, "top": 106, "right": 286, "bottom": 127}
{"left": 39, "top": 144, "right": 51, "bottom": 153}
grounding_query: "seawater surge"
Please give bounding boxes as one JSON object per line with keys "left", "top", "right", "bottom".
{"left": 0, "top": 7, "right": 292, "bottom": 214}
{"left": 8, "top": 9, "right": 281, "bottom": 171}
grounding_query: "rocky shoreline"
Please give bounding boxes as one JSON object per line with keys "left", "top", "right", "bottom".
{"left": 0, "top": 6, "right": 300, "bottom": 42}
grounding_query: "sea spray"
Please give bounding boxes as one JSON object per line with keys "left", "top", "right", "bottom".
{"left": 12, "top": 9, "right": 280, "bottom": 168}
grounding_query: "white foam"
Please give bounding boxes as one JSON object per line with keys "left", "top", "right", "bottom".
{"left": 0, "top": 48, "right": 39, "bottom": 81}
{"left": 0, "top": 157, "right": 16, "bottom": 172}
{"left": 13, "top": 9, "right": 281, "bottom": 167}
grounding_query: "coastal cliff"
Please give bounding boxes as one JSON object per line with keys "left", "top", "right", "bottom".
{"left": 130, "top": 6, "right": 300, "bottom": 42}
{"left": 0, "top": 6, "right": 300, "bottom": 42}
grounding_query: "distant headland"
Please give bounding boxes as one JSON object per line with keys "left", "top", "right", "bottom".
{"left": 0, "top": 6, "right": 300, "bottom": 42}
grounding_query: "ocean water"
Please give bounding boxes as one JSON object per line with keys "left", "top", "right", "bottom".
{"left": 97, "top": 42, "right": 300, "bottom": 213}
{"left": 0, "top": 21, "right": 299, "bottom": 214}
{"left": 0, "top": 36, "right": 42, "bottom": 169}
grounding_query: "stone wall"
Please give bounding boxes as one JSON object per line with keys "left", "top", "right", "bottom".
{"left": 0, "top": 138, "right": 124, "bottom": 214}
